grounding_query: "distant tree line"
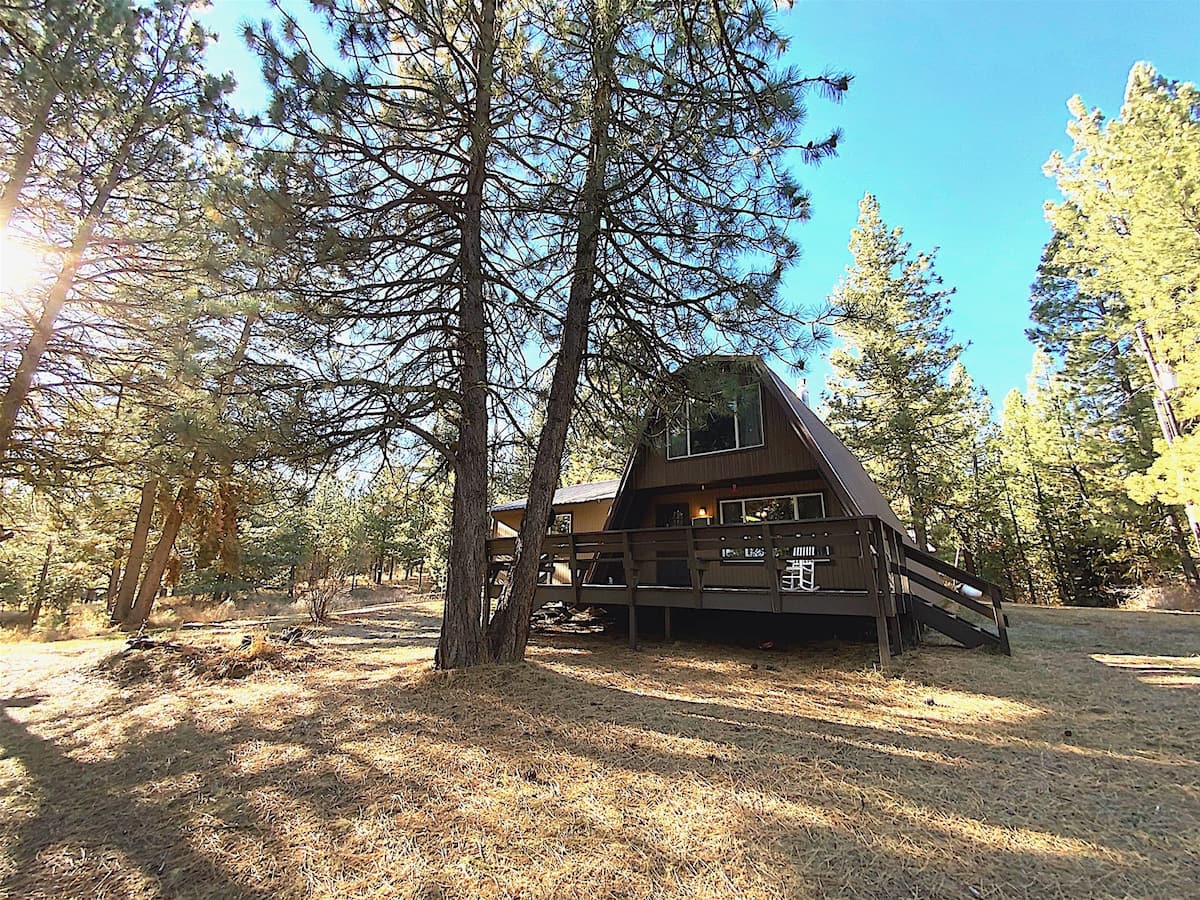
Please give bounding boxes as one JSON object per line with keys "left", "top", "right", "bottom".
{"left": 823, "top": 64, "right": 1199, "bottom": 605}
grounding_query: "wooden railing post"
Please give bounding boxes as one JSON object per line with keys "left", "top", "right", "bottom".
{"left": 622, "top": 531, "right": 638, "bottom": 650}
{"left": 869, "top": 518, "right": 903, "bottom": 654}
{"left": 762, "top": 524, "right": 781, "bottom": 613}
{"left": 686, "top": 526, "right": 703, "bottom": 608}
{"left": 857, "top": 519, "right": 890, "bottom": 668}
{"left": 568, "top": 533, "right": 580, "bottom": 607}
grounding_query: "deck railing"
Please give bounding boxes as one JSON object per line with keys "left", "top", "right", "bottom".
{"left": 489, "top": 516, "right": 877, "bottom": 595}
{"left": 487, "top": 514, "right": 1009, "bottom": 661}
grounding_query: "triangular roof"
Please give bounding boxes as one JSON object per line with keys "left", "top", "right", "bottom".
{"left": 757, "top": 361, "right": 909, "bottom": 536}
{"left": 602, "top": 355, "right": 910, "bottom": 538}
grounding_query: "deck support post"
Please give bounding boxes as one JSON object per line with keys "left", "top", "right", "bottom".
{"left": 875, "top": 608, "right": 891, "bottom": 671}
{"left": 762, "top": 524, "right": 782, "bottom": 613}
{"left": 568, "top": 533, "right": 580, "bottom": 608}
{"left": 663, "top": 606, "right": 672, "bottom": 642}
{"left": 686, "top": 527, "right": 703, "bottom": 608}
{"left": 629, "top": 603, "right": 638, "bottom": 650}
{"left": 869, "top": 518, "right": 903, "bottom": 657}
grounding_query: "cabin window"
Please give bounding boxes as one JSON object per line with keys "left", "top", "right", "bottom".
{"left": 718, "top": 492, "right": 825, "bottom": 525}
{"left": 718, "top": 492, "right": 826, "bottom": 561}
{"left": 549, "top": 513, "right": 572, "bottom": 534}
{"left": 666, "top": 383, "right": 764, "bottom": 459}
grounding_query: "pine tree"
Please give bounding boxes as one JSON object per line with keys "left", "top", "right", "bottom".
{"left": 825, "top": 193, "right": 972, "bottom": 552}
{"left": 1044, "top": 62, "right": 1200, "bottom": 558}
{"left": 0, "top": 1, "right": 234, "bottom": 459}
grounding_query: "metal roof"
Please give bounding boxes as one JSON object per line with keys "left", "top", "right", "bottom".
{"left": 759, "top": 361, "right": 911, "bottom": 538}
{"left": 491, "top": 478, "right": 621, "bottom": 513}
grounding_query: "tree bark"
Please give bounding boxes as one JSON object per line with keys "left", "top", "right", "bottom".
{"left": 0, "top": 192, "right": 114, "bottom": 455}
{"left": 1165, "top": 506, "right": 1200, "bottom": 587}
{"left": 123, "top": 473, "right": 196, "bottom": 630}
{"left": 486, "top": 38, "right": 613, "bottom": 664}
{"left": 0, "top": 87, "right": 57, "bottom": 231}
{"left": 1135, "top": 322, "right": 1200, "bottom": 556}
{"left": 1002, "top": 481, "right": 1038, "bottom": 602}
{"left": 435, "top": 0, "right": 500, "bottom": 669}
{"left": 106, "top": 549, "right": 122, "bottom": 616}
{"left": 28, "top": 540, "right": 52, "bottom": 628}
{"left": 111, "top": 478, "right": 157, "bottom": 624}
{"left": 901, "top": 442, "right": 928, "bottom": 551}
{"left": 0, "top": 78, "right": 159, "bottom": 457}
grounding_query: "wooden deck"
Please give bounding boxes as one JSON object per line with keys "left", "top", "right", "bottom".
{"left": 487, "top": 516, "right": 1011, "bottom": 665}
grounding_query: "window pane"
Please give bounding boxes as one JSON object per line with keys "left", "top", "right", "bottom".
{"left": 718, "top": 501, "right": 744, "bottom": 524}
{"left": 737, "top": 385, "right": 763, "bottom": 446}
{"left": 795, "top": 494, "right": 825, "bottom": 519}
{"left": 549, "top": 514, "right": 572, "bottom": 534}
{"left": 743, "top": 497, "right": 796, "bottom": 523}
{"left": 667, "top": 425, "right": 688, "bottom": 459}
{"left": 688, "top": 401, "right": 736, "bottom": 454}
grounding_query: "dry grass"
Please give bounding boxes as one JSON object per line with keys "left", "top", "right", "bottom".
{"left": 0, "top": 581, "right": 417, "bottom": 644}
{"left": 1120, "top": 579, "right": 1200, "bottom": 612}
{"left": 0, "top": 599, "right": 1198, "bottom": 899}
{"left": 98, "top": 630, "right": 323, "bottom": 685}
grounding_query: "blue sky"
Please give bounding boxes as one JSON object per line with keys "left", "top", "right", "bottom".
{"left": 202, "top": 0, "right": 1199, "bottom": 406}
{"left": 779, "top": 0, "right": 1198, "bottom": 405}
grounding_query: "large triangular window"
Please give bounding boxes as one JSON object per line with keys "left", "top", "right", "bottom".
{"left": 666, "top": 381, "right": 764, "bottom": 459}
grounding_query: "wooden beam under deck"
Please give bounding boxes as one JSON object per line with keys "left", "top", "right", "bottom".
{"left": 526, "top": 583, "right": 877, "bottom": 617}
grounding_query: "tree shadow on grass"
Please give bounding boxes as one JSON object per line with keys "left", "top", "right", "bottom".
{"left": 1, "top": 605, "right": 1197, "bottom": 898}
{"left": 0, "top": 696, "right": 277, "bottom": 900}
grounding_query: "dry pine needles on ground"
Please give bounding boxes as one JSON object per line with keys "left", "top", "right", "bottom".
{"left": 99, "top": 628, "right": 322, "bottom": 685}
{"left": 0, "top": 599, "right": 1197, "bottom": 899}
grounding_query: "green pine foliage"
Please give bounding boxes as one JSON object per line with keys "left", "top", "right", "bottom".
{"left": 825, "top": 193, "right": 974, "bottom": 553}
{"left": 1043, "top": 63, "right": 1199, "bottom": 540}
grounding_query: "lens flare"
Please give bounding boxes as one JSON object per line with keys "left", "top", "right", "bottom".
{"left": 0, "top": 233, "right": 50, "bottom": 298}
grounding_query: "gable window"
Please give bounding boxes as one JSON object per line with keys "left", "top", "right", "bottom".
{"left": 718, "top": 492, "right": 826, "bottom": 560}
{"left": 667, "top": 383, "right": 764, "bottom": 459}
{"left": 549, "top": 513, "right": 573, "bottom": 534}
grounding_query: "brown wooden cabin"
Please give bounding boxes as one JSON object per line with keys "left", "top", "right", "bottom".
{"left": 488, "top": 357, "right": 1009, "bottom": 666}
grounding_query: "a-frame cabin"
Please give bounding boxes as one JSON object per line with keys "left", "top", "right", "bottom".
{"left": 488, "top": 357, "right": 1010, "bottom": 665}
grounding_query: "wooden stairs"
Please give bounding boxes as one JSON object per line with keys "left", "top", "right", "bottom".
{"left": 895, "top": 544, "right": 1011, "bottom": 655}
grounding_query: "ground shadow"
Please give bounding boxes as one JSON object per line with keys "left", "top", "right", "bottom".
{"left": 0, "top": 603, "right": 1196, "bottom": 897}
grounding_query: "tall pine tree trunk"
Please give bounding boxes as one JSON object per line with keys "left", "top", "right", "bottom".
{"left": 1135, "top": 323, "right": 1200, "bottom": 557}
{"left": 1165, "top": 506, "right": 1200, "bottom": 586}
{"left": 27, "top": 540, "right": 52, "bottom": 628}
{"left": 1003, "top": 482, "right": 1038, "bottom": 602}
{"left": 0, "top": 14, "right": 90, "bottom": 230}
{"left": 486, "top": 42, "right": 613, "bottom": 664}
{"left": 901, "top": 442, "right": 929, "bottom": 550}
{"left": 435, "top": 0, "right": 500, "bottom": 669}
{"left": 106, "top": 548, "right": 122, "bottom": 615}
{"left": 0, "top": 208, "right": 107, "bottom": 455}
{"left": 0, "top": 87, "right": 57, "bottom": 231}
{"left": 122, "top": 468, "right": 197, "bottom": 630}
{"left": 111, "top": 478, "right": 157, "bottom": 624}
{"left": 0, "top": 99, "right": 151, "bottom": 456}
{"left": 121, "top": 317, "right": 255, "bottom": 630}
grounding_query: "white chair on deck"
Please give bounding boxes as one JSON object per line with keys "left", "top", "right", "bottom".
{"left": 780, "top": 546, "right": 818, "bottom": 592}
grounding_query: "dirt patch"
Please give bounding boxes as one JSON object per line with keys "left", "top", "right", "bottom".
{"left": 1120, "top": 579, "right": 1200, "bottom": 611}
{"left": 98, "top": 631, "right": 326, "bottom": 685}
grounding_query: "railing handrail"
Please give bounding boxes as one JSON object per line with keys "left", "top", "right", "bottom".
{"left": 900, "top": 541, "right": 1006, "bottom": 598}
{"left": 487, "top": 515, "right": 878, "bottom": 551}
